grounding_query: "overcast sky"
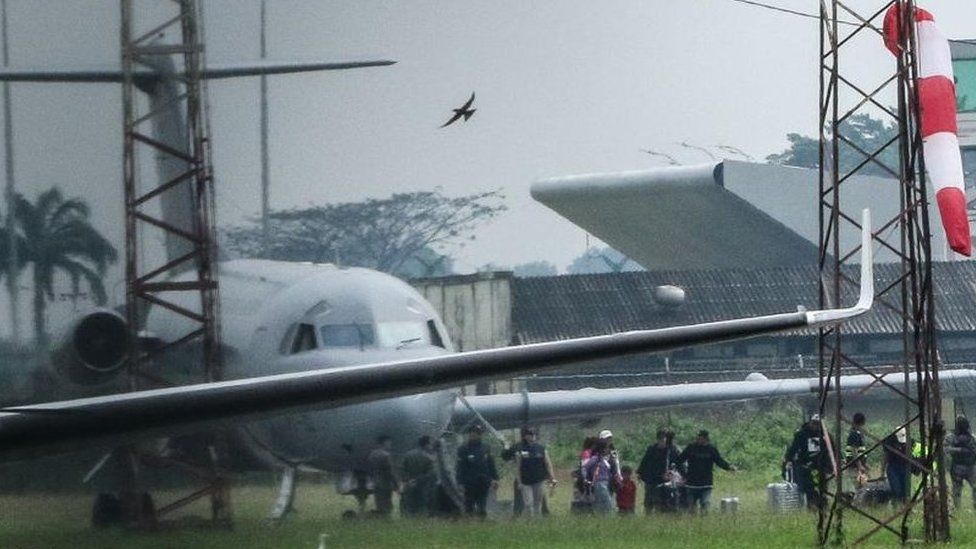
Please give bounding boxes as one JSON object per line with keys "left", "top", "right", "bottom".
{"left": 2, "top": 0, "right": 975, "bottom": 333}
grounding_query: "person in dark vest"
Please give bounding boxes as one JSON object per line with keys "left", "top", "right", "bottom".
{"left": 844, "top": 412, "right": 869, "bottom": 494}
{"left": 882, "top": 427, "right": 911, "bottom": 504}
{"left": 502, "top": 430, "right": 552, "bottom": 517}
{"left": 367, "top": 435, "right": 400, "bottom": 517}
{"left": 514, "top": 426, "right": 557, "bottom": 517}
{"left": 400, "top": 435, "right": 436, "bottom": 517}
{"left": 945, "top": 416, "right": 976, "bottom": 510}
{"left": 456, "top": 424, "right": 498, "bottom": 518}
{"left": 784, "top": 414, "right": 828, "bottom": 510}
{"left": 637, "top": 428, "right": 681, "bottom": 513}
{"left": 675, "top": 430, "right": 735, "bottom": 515}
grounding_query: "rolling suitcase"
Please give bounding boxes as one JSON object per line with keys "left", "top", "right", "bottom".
{"left": 767, "top": 468, "right": 804, "bottom": 512}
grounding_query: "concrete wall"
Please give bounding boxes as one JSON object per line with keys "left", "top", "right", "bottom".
{"left": 412, "top": 272, "right": 514, "bottom": 394}
{"left": 412, "top": 271, "right": 513, "bottom": 352}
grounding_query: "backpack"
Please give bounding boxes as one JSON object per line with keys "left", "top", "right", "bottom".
{"left": 954, "top": 433, "right": 976, "bottom": 467}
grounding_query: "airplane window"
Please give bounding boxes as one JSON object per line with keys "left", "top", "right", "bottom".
{"left": 290, "top": 323, "right": 318, "bottom": 354}
{"left": 279, "top": 324, "right": 297, "bottom": 354}
{"left": 427, "top": 320, "right": 445, "bottom": 349}
{"left": 305, "top": 300, "right": 331, "bottom": 317}
{"left": 376, "top": 321, "right": 430, "bottom": 348}
{"left": 320, "top": 324, "right": 375, "bottom": 348}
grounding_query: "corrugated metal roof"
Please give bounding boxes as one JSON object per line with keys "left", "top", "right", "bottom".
{"left": 512, "top": 262, "right": 976, "bottom": 343}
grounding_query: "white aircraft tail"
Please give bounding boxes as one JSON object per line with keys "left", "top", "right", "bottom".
{"left": 0, "top": 57, "right": 394, "bottom": 262}
{"left": 0, "top": 58, "right": 395, "bottom": 83}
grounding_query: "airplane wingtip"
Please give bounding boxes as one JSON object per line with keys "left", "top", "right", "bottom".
{"left": 855, "top": 208, "right": 874, "bottom": 312}
{"left": 804, "top": 208, "right": 874, "bottom": 326}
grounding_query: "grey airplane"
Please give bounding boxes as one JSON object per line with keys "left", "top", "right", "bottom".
{"left": 0, "top": 50, "right": 941, "bottom": 520}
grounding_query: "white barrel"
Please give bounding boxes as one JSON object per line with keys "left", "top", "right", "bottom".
{"left": 720, "top": 496, "right": 739, "bottom": 514}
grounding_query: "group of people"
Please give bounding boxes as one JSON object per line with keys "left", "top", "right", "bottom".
{"left": 573, "top": 427, "right": 737, "bottom": 516}
{"left": 366, "top": 434, "right": 441, "bottom": 518}
{"left": 365, "top": 411, "right": 976, "bottom": 520}
{"left": 783, "top": 411, "right": 976, "bottom": 512}
{"left": 367, "top": 424, "right": 737, "bottom": 519}
{"left": 370, "top": 423, "right": 559, "bottom": 520}
{"left": 784, "top": 412, "right": 910, "bottom": 509}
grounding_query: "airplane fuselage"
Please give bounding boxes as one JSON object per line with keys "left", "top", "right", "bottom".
{"left": 147, "top": 259, "right": 459, "bottom": 471}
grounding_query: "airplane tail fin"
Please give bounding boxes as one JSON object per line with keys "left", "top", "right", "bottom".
{"left": 0, "top": 56, "right": 394, "bottom": 263}
{"left": 0, "top": 58, "right": 395, "bottom": 83}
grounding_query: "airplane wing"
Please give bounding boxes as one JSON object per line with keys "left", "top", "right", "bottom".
{"left": 0, "top": 59, "right": 396, "bottom": 83}
{"left": 0, "top": 212, "right": 874, "bottom": 460}
{"left": 452, "top": 370, "right": 976, "bottom": 429}
{"left": 530, "top": 162, "right": 819, "bottom": 270}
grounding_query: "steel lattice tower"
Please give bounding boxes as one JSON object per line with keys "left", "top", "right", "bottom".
{"left": 818, "top": 0, "right": 948, "bottom": 544}
{"left": 120, "top": 0, "right": 226, "bottom": 525}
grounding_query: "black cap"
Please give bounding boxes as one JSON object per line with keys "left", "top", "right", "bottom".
{"left": 520, "top": 426, "right": 537, "bottom": 437}
{"left": 467, "top": 424, "right": 484, "bottom": 434}
{"left": 697, "top": 430, "right": 709, "bottom": 439}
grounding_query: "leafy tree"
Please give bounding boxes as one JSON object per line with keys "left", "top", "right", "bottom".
{"left": 477, "top": 262, "right": 507, "bottom": 272}
{"left": 224, "top": 190, "right": 506, "bottom": 278}
{"left": 566, "top": 246, "right": 642, "bottom": 274}
{"left": 395, "top": 247, "right": 455, "bottom": 279}
{"left": 766, "top": 113, "right": 899, "bottom": 177}
{"left": 512, "top": 260, "right": 557, "bottom": 278}
{"left": 766, "top": 112, "right": 976, "bottom": 180}
{"left": 0, "top": 213, "right": 26, "bottom": 283}
{"left": 0, "top": 188, "right": 117, "bottom": 346}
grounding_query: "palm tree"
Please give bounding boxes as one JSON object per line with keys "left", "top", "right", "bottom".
{"left": 0, "top": 207, "right": 28, "bottom": 340}
{"left": 5, "top": 188, "right": 117, "bottom": 346}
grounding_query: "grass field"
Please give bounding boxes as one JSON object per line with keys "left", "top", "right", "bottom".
{"left": 2, "top": 404, "right": 971, "bottom": 547}
{"left": 4, "top": 470, "right": 976, "bottom": 548}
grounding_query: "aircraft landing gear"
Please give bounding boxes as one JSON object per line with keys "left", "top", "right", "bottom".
{"left": 92, "top": 493, "right": 122, "bottom": 528}
{"left": 91, "top": 491, "right": 156, "bottom": 529}
{"left": 433, "top": 435, "right": 464, "bottom": 516}
{"left": 352, "top": 471, "right": 371, "bottom": 515}
{"left": 334, "top": 469, "right": 372, "bottom": 518}
{"left": 267, "top": 466, "right": 297, "bottom": 521}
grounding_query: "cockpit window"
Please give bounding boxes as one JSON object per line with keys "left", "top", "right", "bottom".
{"left": 376, "top": 321, "right": 431, "bottom": 348}
{"left": 290, "top": 323, "right": 318, "bottom": 354}
{"left": 427, "top": 320, "right": 445, "bottom": 349}
{"left": 320, "top": 324, "right": 375, "bottom": 348}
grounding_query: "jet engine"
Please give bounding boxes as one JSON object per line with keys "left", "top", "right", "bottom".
{"left": 51, "top": 310, "right": 129, "bottom": 385}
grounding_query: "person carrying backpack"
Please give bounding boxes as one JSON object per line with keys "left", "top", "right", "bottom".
{"left": 637, "top": 428, "right": 682, "bottom": 513}
{"left": 583, "top": 440, "right": 615, "bottom": 515}
{"left": 784, "top": 414, "right": 829, "bottom": 510}
{"left": 945, "top": 416, "right": 976, "bottom": 510}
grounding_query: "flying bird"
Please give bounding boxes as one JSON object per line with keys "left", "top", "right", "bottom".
{"left": 440, "top": 92, "right": 476, "bottom": 128}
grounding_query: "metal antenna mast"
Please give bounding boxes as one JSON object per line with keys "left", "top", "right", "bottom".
{"left": 2, "top": 0, "right": 17, "bottom": 344}
{"left": 818, "top": 0, "right": 948, "bottom": 544}
{"left": 260, "top": 0, "right": 270, "bottom": 252}
{"left": 121, "top": 0, "right": 226, "bottom": 525}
